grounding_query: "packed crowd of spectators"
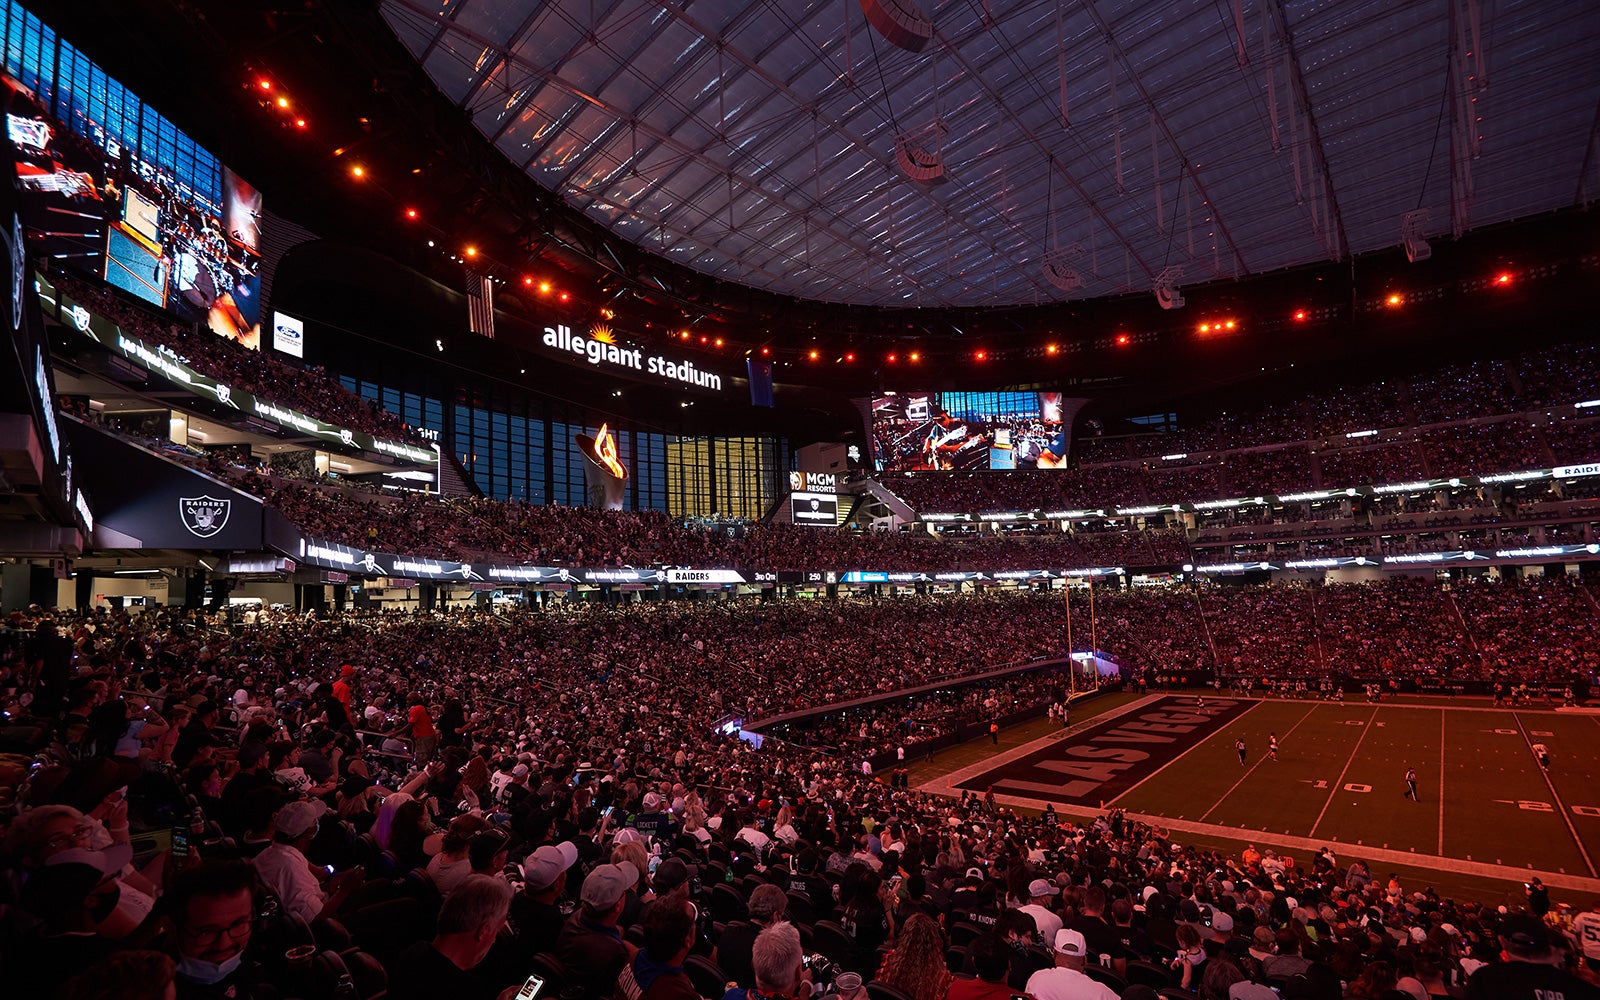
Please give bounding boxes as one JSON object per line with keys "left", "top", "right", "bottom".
{"left": 1225, "top": 447, "right": 1317, "bottom": 497}
{"left": 5, "top": 573, "right": 1600, "bottom": 1000}
{"left": 882, "top": 416, "right": 1585, "bottom": 517}
{"left": 52, "top": 274, "right": 426, "bottom": 446}
{"left": 1419, "top": 422, "right": 1546, "bottom": 479}
{"left": 1545, "top": 420, "right": 1600, "bottom": 467}
{"left": 1072, "top": 341, "right": 1600, "bottom": 473}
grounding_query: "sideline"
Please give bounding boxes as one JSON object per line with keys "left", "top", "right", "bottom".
{"left": 919, "top": 693, "right": 1168, "bottom": 797}
{"left": 957, "top": 791, "right": 1600, "bottom": 896}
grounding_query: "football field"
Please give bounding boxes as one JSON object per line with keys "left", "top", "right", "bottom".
{"left": 917, "top": 693, "right": 1600, "bottom": 901}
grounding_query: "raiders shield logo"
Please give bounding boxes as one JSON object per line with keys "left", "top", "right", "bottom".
{"left": 180, "top": 495, "right": 232, "bottom": 538}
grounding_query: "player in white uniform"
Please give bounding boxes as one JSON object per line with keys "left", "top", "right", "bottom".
{"left": 1268, "top": 733, "right": 1279, "bottom": 762}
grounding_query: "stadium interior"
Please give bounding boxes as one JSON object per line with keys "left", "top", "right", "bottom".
{"left": 1, "top": 2, "right": 1599, "bottom": 1000}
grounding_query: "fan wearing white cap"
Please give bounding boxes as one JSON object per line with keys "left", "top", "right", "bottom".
{"left": 250, "top": 799, "right": 361, "bottom": 924}
{"left": 1023, "top": 928, "right": 1119, "bottom": 1000}
{"left": 1019, "top": 878, "right": 1064, "bottom": 944}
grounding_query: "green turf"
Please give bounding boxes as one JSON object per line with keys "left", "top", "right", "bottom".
{"left": 920, "top": 693, "right": 1600, "bottom": 898}
{"left": 1114, "top": 699, "right": 1600, "bottom": 876}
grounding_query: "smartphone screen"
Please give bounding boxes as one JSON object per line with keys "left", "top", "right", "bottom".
{"left": 171, "top": 828, "right": 191, "bottom": 860}
{"left": 516, "top": 974, "right": 546, "bottom": 1000}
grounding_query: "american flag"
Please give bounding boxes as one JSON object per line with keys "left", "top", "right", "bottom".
{"left": 465, "top": 269, "right": 495, "bottom": 339}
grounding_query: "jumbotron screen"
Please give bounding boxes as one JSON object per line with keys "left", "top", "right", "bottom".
{"left": 0, "top": 0, "right": 264, "bottom": 348}
{"left": 871, "top": 390, "right": 1068, "bottom": 472}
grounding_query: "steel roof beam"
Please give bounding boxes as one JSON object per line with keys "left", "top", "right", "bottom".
{"left": 1263, "top": 0, "right": 1350, "bottom": 259}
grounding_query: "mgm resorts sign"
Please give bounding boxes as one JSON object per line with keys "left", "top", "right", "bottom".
{"left": 543, "top": 324, "right": 723, "bottom": 391}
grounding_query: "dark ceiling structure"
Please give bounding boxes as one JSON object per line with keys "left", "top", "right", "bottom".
{"left": 28, "top": 0, "right": 1600, "bottom": 400}
{"left": 378, "top": 0, "right": 1600, "bottom": 309}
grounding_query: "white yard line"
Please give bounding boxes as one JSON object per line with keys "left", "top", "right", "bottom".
{"left": 1309, "top": 705, "right": 1381, "bottom": 839}
{"left": 1199, "top": 702, "right": 1319, "bottom": 824}
{"left": 1515, "top": 712, "right": 1597, "bottom": 877}
{"left": 1437, "top": 709, "right": 1447, "bottom": 857}
{"left": 969, "top": 792, "right": 1600, "bottom": 895}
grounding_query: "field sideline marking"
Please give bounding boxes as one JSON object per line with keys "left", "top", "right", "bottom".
{"left": 1104, "top": 699, "right": 1267, "bottom": 809}
{"left": 965, "top": 791, "right": 1600, "bottom": 895}
{"left": 921, "top": 693, "right": 1167, "bottom": 795}
{"left": 1199, "top": 702, "right": 1319, "bottom": 824}
{"left": 1309, "top": 705, "right": 1381, "bottom": 839}
{"left": 1438, "top": 709, "right": 1446, "bottom": 857}
{"left": 1514, "top": 712, "right": 1596, "bottom": 877}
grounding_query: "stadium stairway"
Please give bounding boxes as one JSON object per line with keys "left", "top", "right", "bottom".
{"left": 436, "top": 451, "right": 480, "bottom": 498}
{"left": 860, "top": 477, "right": 917, "bottom": 521}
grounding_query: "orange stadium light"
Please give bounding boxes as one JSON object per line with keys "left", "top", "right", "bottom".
{"left": 405, "top": 208, "right": 418, "bottom": 220}
{"left": 1293, "top": 309, "right": 1307, "bottom": 321}
{"left": 909, "top": 351, "right": 920, "bottom": 362}
{"left": 808, "top": 349, "right": 820, "bottom": 360}
{"left": 1115, "top": 333, "right": 1130, "bottom": 346}
{"left": 276, "top": 96, "right": 290, "bottom": 109}
{"left": 1386, "top": 293, "right": 1402, "bottom": 307}
{"left": 1046, "top": 343, "right": 1058, "bottom": 355}
{"left": 1495, "top": 272, "right": 1513, "bottom": 286}
{"left": 349, "top": 165, "right": 365, "bottom": 179}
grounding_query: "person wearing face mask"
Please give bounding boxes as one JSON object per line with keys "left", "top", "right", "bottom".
{"left": 167, "top": 861, "right": 269, "bottom": 999}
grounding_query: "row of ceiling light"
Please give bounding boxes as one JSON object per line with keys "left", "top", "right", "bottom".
{"left": 249, "top": 69, "right": 1524, "bottom": 372}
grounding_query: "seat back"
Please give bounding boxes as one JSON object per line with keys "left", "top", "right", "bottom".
{"left": 865, "top": 980, "right": 916, "bottom": 1000}
{"left": 785, "top": 890, "right": 815, "bottom": 925}
{"left": 1124, "top": 959, "right": 1176, "bottom": 989}
{"left": 528, "top": 952, "right": 571, "bottom": 997}
{"left": 685, "top": 955, "right": 730, "bottom": 998}
{"left": 710, "top": 882, "right": 749, "bottom": 922}
{"left": 1082, "top": 964, "right": 1126, "bottom": 992}
{"left": 811, "top": 920, "right": 855, "bottom": 968}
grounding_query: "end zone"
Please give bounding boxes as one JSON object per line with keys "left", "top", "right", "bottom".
{"left": 943, "top": 694, "right": 1256, "bottom": 803}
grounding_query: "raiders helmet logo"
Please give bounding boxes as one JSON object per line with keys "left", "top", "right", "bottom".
{"left": 180, "top": 495, "right": 232, "bottom": 538}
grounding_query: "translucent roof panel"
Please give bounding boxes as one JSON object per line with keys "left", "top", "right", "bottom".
{"left": 380, "top": 0, "right": 1600, "bottom": 308}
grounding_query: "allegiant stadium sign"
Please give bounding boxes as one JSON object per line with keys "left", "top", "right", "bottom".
{"left": 542, "top": 324, "right": 723, "bottom": 391}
